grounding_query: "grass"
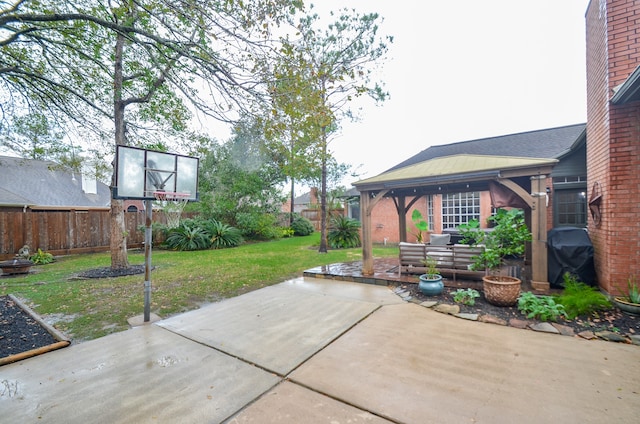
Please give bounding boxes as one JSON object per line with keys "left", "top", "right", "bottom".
{"left": 0, "top": 234, "right": 398, "bottom": 342}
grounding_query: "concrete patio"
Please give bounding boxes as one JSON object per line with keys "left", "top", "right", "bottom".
{"left": 1, "top": 276, "right": 638, "bottom": 423}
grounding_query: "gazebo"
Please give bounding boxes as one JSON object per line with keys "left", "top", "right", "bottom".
{"left": 353, "top": 154, "right": 558, "bottom": 291}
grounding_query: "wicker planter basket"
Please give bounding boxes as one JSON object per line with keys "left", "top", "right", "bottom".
{"left": 482, "top": 275, "right": 521, "bottom": 306}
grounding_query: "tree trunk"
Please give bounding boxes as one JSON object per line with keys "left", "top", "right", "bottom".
{"left": 110, "top": 199, "right": 129, "bottom": 269}
{"left": 318, "top": 125, "right": 328, "bottom": 253}
{"left": 110, "top": 32, "right": 129, "bottom": 270}
{"left": 289, "top": 177, "right": 295, "bottom": 225}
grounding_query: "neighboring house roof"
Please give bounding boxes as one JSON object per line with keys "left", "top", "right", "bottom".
{"left": 386, "top": 123, "right": 586, "bottom": 172}
{"left": 0, "top": 156, "right": 111, "bottom": 209}
{"left": 294, "top": 191, "right": 312, "bottom": 206}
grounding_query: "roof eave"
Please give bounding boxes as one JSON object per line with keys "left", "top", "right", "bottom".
{"left": 611, "top": 65, "right": 640, "bottom": 105}
{"left": 354, "top": 163, "right": 556, "bottom": 192}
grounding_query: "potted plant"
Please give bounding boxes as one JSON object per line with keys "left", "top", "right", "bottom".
{"left": 410, "top": 209, "right": 429, "bottom": 243}
{"left": 418, "top": 255, "right": 444, "bottom": 295}
{"left": 613, "top": 276, "right": 640, "bottom": 315}
{"left": 459, "top": 209, "right": 532, "bottom": 306}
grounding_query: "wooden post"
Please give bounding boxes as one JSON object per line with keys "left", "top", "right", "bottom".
{"left": 398, "top": 196, "right": 407, "bottom": 243}
{"left": 530, "top": 175, "right": 550, "bottom": 291}
{"left": 360, "top": 191, "right": 373, "bottom": 275}
{"left": 360, "top": 189, "right": 389, "bottom": 276}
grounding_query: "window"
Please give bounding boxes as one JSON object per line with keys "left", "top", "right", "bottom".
{"left": 554, "top": 189, "right": 587, "bottom": 227}
{"left": 442, "top": 192, "right": 480, "bottom": 229}
{"left": 426, "top": 194, "right": 434, "bottom": 232}
{"left": 347, "top": 198, "right": 360, "bottom": 221}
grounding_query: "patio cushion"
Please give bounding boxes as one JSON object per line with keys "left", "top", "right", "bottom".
{"left": 429, "top": 233, "right": 451, "bottom": 245}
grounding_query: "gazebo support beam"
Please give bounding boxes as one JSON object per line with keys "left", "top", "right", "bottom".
{"left": 361, "top": 189, "right": 389, "bottom": 275}
{"left": 528, "top": 175, "right": 550, "bottom": 291}
{"left": 397, "top": 196, "right": 407, "bottom": 243}
{"left": 496, "top": 176, "right": 550, "bottom": 291}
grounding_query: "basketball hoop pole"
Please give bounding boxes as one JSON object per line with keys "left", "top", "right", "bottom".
{"left": 143, "top": 199, "right": 153, "bottom": 322}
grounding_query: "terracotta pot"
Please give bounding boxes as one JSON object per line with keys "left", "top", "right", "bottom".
{"left": 482, "top": 275, "right": 521, "bottom": 306}
{"left": 613, "top": 298, "right": 640, "bottom": 315}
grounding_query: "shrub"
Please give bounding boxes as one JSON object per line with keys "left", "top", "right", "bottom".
{"left": 290, "top": 215, "right": 314, "bottom": 236}
{"left": 452, "top": 288, "right": 480, "bottom": 306}
{"left": 555, "top": 273, "right": 611, "bottom": 319}
{"left": 518, "top": 292, "right": 567, "bottom": 322}
{"left": 29, "top": 248, "right": 54, "bottom": 265}
{"left": 327, "top": 216, "right": 361, "bottom": 249}
{"left": 165, "top": 224, "right": 209, "bottom": 251}
{"left": 203, "top": 220, "right": 243, "bottom": 249}
{"left": 236, "top": 212, "right": 281, "bottom": 240}
{"left": 137, "top": 221, "right": 169, "bottom": 244}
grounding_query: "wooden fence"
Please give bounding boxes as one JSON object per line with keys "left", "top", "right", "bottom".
{"left": 300, "top": 208, "right": 345, "bottom": 231}
{"left": 0, "top": 210, "right": 188, "bottom": 260}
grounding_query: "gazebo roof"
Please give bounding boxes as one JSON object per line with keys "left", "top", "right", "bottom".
{"left": 354, "top": 154, "right": 558, "bottom": 191}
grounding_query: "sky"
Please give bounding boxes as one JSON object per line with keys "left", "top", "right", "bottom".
{"left": 2, "top": 1, "right": 591, "bottom": 193}
{"left": 304, "top": 0, "right": 591, "bottom": 187}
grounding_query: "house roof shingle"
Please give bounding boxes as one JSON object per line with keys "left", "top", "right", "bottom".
{"left": 386, "top": 123, "right": 586, "bottom": 173}
{"left": 0, "top": 156, "right": 111, "bottom": 209}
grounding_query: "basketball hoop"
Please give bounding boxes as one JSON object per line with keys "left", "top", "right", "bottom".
{"left": 153, "top": 191, "right": 190, "bottom": 228}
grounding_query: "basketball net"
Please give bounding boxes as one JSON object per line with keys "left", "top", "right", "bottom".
{"left": 153, "top": 191, "right": 189, "bottom": 228}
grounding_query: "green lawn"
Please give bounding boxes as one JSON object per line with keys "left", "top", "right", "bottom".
{"left": 0, "top": 234, "right": 398, "bottom": 342}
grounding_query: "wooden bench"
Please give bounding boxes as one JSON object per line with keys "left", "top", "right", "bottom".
{"left": 398, "top": 242, "right": 486, "bottom": 281}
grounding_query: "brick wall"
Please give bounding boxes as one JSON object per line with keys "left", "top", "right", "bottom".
{"left": 368, "top": 191, "right": 520, "bottom": 245}
{"left": 586, "top": 0, "right": 640, "bottom": 294}
{"left": 369, "top": 197, "right": 431, "bottom": 244}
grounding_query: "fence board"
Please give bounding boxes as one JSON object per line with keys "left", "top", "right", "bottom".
{"left": 0, "top": 210, "right": 193, "bottom": 260}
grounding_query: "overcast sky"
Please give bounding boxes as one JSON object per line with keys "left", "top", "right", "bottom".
{"left": 310, "top": 0, "right": 590, "bottom": 186}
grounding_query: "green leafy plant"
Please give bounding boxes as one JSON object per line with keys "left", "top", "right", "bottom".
{"left": 165, "top": 224, "right": 210, "bottom": 251}
{"left": 460, "top": 209, "right": 532, "bottom": 272}
{"left": 281, "top": 228, "right": 295, "bottom": 238}
{"left": 457, "top": 219, "right": 484, "bottom": 245}
{"left": 236, "top": 212, "right": 282, "bottom": 240}
{"left": 422, "top": 255, "right": 440, "bottom": 277}
{"left": 290, "top": 215, "right": 314, "bottom": 236}
{"left": 327, "top": 216, "right": 361, "bottom": 249}
{"left": 409, "top": 209, "right": 429, "bottom": 243}
{"left": 203, "top": 220, "right": 243, "bottom": 249}
{"left": 625, "top": 275, "right": 640, "bottom": 304}
{"left": 518, "top": 292, "right": 567, "bottom": 322}
{"left": 555, "top": 273, "right": 611, "bottom": 319}
{"left": 29, "top": 248, "right": 54, "bottom": 265}
{"left": 452, "top": 288, "right": 480, "bottom": 306}
{"left": 137, "top": 222, "right": 168, "bottom": 245}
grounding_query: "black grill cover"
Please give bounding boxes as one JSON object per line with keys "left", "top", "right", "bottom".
{"left": 547, "top": 227, "right": 597, "bottom": 288}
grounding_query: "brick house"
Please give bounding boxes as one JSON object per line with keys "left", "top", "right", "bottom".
{"left": 347, "top": 123, "right": 587, "bottom": 245}
{"left": 351, "top": 0, "right": 639, "bottom": 295}
{"left": 585, "top": 0, "right": 640, "bottom": 294}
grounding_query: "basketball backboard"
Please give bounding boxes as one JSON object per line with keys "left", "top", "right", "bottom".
{"left": 113, "top": 145, "right": 199, "bottom": 201}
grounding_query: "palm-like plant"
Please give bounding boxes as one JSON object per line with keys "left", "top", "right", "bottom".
{"left": 327, "top": 216, "right": 361, "bottom": 249}
{"left": 165, "top": 224, "right": 209, "bottom": 251}
{"left": 204, "top": 220, "right": 243, "bottom": 249}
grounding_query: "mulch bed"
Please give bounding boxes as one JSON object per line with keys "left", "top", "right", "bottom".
{"left": 396, "top": 283, "right": 640, "bottom": 342}
{"left": 0, "top": 295, "right": 68, "bottom": 365}
{"left": 1, "top": 266, "right": 146, "bottom": 364}
{"left": 78, "top": 265, "right": 146, "bottom": 279}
